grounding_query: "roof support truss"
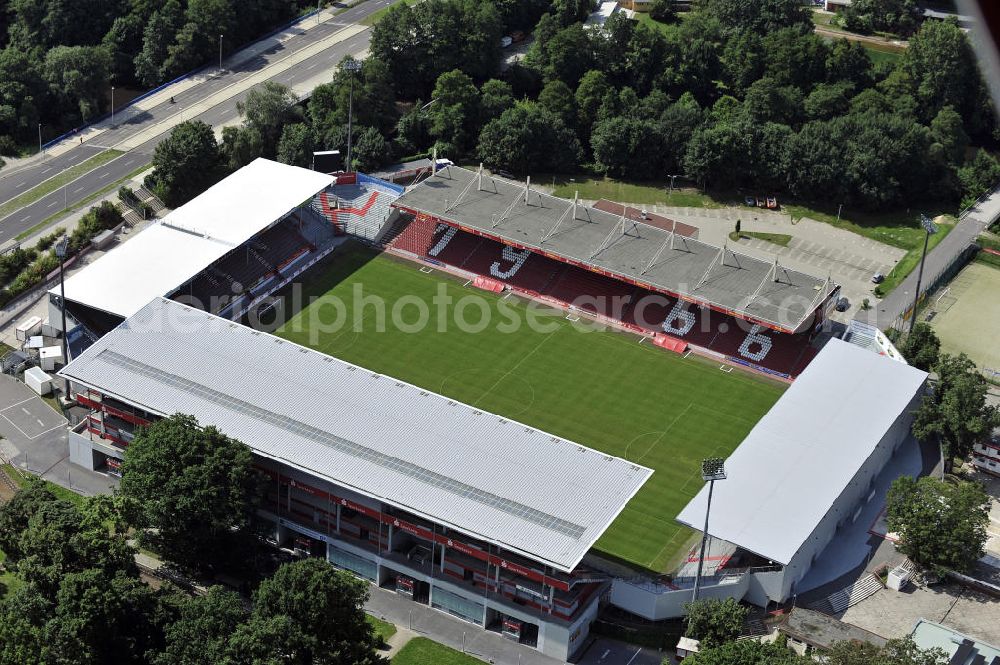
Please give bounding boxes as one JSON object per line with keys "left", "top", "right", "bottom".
{"left": 589, "top": 214, "right": 639, "bottom": 259}
{"left": 742, "top": 257, "right": 790, "bottom": 311}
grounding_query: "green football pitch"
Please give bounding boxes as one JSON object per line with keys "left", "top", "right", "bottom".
{"left": 274, "top": 244, "right": 785, "bottom": 573}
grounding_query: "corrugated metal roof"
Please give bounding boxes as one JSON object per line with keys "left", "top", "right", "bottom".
{"left": 55, "top": 159, "right": 332, "bottom": 318}
{"left": 675, "top": 339, "right": 926, "bottom": 565}
{"left": 393, "top": 166, "right": 837, "bottom": 333}
{"left": 61, "top": 297, "right": 652, "bottom": 572}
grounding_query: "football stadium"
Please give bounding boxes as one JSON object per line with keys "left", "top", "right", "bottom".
{"left": 53, "top": 159, "right": 929, "bottom": 660}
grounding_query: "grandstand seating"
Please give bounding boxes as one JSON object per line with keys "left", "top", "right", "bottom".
{"left": 388, "top": 216, "right": 819, "bottom": 378}
{"left": 175, "top": 217, "right": 319, "bottom": 314}
{"left": 311, "top": 176, "right": 402, "bottom": 241}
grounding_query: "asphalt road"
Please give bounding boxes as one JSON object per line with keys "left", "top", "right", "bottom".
{"left": 0, "top": 0, "right": 389, "bottom": 245}
{"left": 863, "top": 190, "right": 1000, "bottom": 329}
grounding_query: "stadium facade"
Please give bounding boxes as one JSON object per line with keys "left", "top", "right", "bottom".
{"left": 53, "top": 159, "right": 930, "bottom": 654}
{"left": 386, "top": 165, "right": 841, "bottom": 379}
{"left": 61, "top": 297, "right": 651, "bottom": 661}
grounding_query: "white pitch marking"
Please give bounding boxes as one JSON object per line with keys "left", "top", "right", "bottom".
{"left": 1, "top": 397, "right": 35, "bottom": 411}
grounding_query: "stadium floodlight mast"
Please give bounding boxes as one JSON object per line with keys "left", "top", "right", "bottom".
{"left": 341, "top": 56, "right": 362, "bottom": 171}
{"left": 218, "top": 34, "right": 224, "bottom": 73}
{"left": 908, "top": 213, "right": 938, "bottom": 334}
{"left": 55, "top": 237, "right": 70, "bottom": 400}
{"left": 691, "top": 456, "right": 727, "bottom": 602}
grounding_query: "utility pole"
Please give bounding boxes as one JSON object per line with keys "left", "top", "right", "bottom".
{"left": 908, "top": 214, "right": 938, "bottom": 334}
{"left": 341, "top": 57, "right": 362, "bottom": 171}
{"left": 219, "top": 34, "right": 224, "bottom": 73}
{"left": 38, "top": 123, "right": 42, "bottom": 154}
{"left": 55, "top": 238, "right": 70, "bottom": 400}
{"left": 692, "top": 457, "right": 726, "bottom": 603}
{"left": 111, "top": 86, "right": 115, "bottom": 127}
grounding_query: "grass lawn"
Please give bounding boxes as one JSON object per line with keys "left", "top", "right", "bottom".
{"left": 634, "top": 12, "right": 678, "bottom": 36}
{"left": 367, "top": 615, "right": 398, "bottom": 646}
{"left": 360, "top": 0, "right": 418, "bottom": 26}
{"left": 274, "top": 244, "right": 784, "bottom": 573}
{"left": 729, "top": 231, "right": 793, "bottom": 247}
{"left": 1, "top": 463, "right": 86, "bottom": 508}
{"left": 0, "top": 149, "right": 123, "bottom": 221}
{"left": 550, "top": 177, "right": 723, "bottom": 208}
{"left": 392, "top": 637, "right": 482, "bottom": 665}
{"left": 0, "top": 549, "right": 20, "bottom": 599}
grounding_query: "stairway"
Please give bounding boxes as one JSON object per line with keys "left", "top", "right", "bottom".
{"left": 809, "top": 573, "right": 883, "bottom": 615}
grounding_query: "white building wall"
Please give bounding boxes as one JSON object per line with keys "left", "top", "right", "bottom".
{"left": 608, "top": 573, "right": 751, "bottom": 620}
{"left": 779, "top": 388, "right": 923, "bottom": 601}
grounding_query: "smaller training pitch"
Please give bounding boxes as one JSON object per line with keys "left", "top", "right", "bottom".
{"left": 929, "top": 262, "right": 1000, "bottom": 377}
{"left": 275, "top": 244, "right": 784, "bottom": 573}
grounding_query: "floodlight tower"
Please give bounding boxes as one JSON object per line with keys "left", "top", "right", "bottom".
{"left": 692, "top": 456, "right": 726, "bottom": 602}
{"left": 341, "top": 56, "right": 362, "bottom": 171}
{"left": 908, "top": 214, "right": 938, "bottom": 334}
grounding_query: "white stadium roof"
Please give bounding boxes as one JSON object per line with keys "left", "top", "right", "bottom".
{"left": 60, "top": 297, "right": 652, "bottom": 572}
{"left": 54, "top": 159, "right": 332, "bottom": 318}
{"left": 676, "top": 339, "right": 926, "bottom": 565}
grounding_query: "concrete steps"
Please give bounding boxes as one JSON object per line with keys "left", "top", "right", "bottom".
{"left": 810, "top": 573, "right": 883, "bottom": 615}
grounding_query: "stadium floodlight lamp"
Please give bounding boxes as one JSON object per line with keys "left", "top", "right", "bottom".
{"left": 920, "top": 214, "right": 938, "bottom": 236}
{"left": 341, "top": 57, "right": 362, "bottom": 73}
{"left": 55, "top": 237, "right": 68, "bottom": 259}
{"left": 701, "top": 457, "right": 726, "bottom": 481}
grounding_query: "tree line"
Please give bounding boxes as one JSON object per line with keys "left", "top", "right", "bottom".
{"left": 0, "top": 413, "right": 387, "bottom": 664}
{"left": 0, "top": 0, "right": 307, "bottom": 156}
{"left": 148, "top": 0, "right": 1000, "bottom": 213}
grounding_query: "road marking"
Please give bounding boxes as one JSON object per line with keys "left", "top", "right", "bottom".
{"left": 40, "top": 168, "right": 52, "bottom": 174}
{"left": 624, "top": 648, "right": 642, "bottom": 665}
{"left": 306, "top": 62, "right": 319, "bottom": 70}
{"left": 15, "top": 181, "right": 26, "bottom": 189}
{"left": 47, "top": 200, "right": 58, "bottom": 208}
{"left": 73, "top": 186, "right": 84, "bottom": 193}
{"left": 36, "top": 418, "right": 44, "bottom": 427}
{"left": 20, "top": 215, "right": 30, "bottom": 222}
{"left": 20, "top": 407, "right": 30, "bottom": 415}
{"left": 1, "top": 397, "right": 36, "bottom": 411}
{"left": 99, "top": 172, "right": 110, "bottom": 179}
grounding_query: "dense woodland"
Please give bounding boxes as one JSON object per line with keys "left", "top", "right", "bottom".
{"left": 0, "top": 0, "right": 307, "bottom": 154}
{"left": 146, "top": 0, "right": 1000, "bottom": 212}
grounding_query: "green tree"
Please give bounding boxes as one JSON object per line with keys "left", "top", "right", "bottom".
{"left": 394, "top": 103, "right": 431, "bottom": 156}
{"left": 134, "top": 0, "right": 183, "bottom": 87}
{"left": 902, "top": 19, "right": 984, "bottom": 129}
{"left": 683, "top": 597, "right": 748, "bottom": 648}
{"left": 681, "top": 639, "right": 809, "bottom": 665}
{"left": 43, "top": 45, "right": 111, "bottom": 123}
{"left": 958, "top": 149, "right": 1000, "bottom": 207}
{"left": 0, "top": 47, "right": 46, "bottom": 143}
{"left": 118, "top": 413, "right": 261, "bottom": 574}
{"left": 762, "top": 28, "right": 828, "bottom": 91}
{"left": 426, "top": 69, "right": 480, "bottom": 153}
{"left": 351, "top": 126, "right": 390, "bottom": 172}
{"left": 843, "top": 0, "right": 920, "bottom": 36}
{"left": 145, "top": 120, "right": 223, "bottom": 207}
{"left": 241, "top": 558, "right": 386, "bottom": 665}
{"left": 237, "top": 80, "right": 300, "bottom": 160}
{"left": 913, "top": 353, "right": 1000, "bottom": 470}
{"left": 276, "top": 123, "right": 316, "bottom": 169}
{"left": 532, "top": 23, "right": 597, "bottom": 87}
{"left": 649, "top": 0, "right": 677, "bottom": 23}
{"left": 480, "top": 79, "right": 514, "bottom": 120}
{"left": 309, "top": 57, "right": 397, "bottom": 139}
{"left": 826, "top": 40, "right": 873, "bottom": 88}
{"left": 743, "top": 77, "right": 803, "bottom": 125}
{"left": 537, "top": 79, "right": 576, "bottom": 129}
{"left": 153, "top": 587, "right": 248, "bottom": 665}
{"left": 592, "top": 115, "right": 667, "bottom": 177}
{"left": 701, "top": 0, "right": 810, "bottom": 35}
{"left": 804, "top": 82, "right": 853, "bottom": 121}
{"left": 929, "top": 105, "right": 969, "bottom": 166}
{"left": 886, "top": 476, "right": 989, "bottom": 573}
{"left": 825, "top": 637, "right": 947, "bottom": 665}
{"left": 162, "top": 0, "right": 236, "bottom": 80}
{"left": 574, "top": 69, "right": 611, "bottom": 135}
{"left": 369, "top": 0, "right": 502, "bottom": 99}
{"left": 899, "top": 322, "right": 940, "bottom": 372}
{"left": 476, "top": 101, "right": 582, "bottom": 174}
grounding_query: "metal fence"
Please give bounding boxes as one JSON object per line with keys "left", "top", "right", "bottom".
{"left": 886, "top": 243, "right": 980, "bottom": 334}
